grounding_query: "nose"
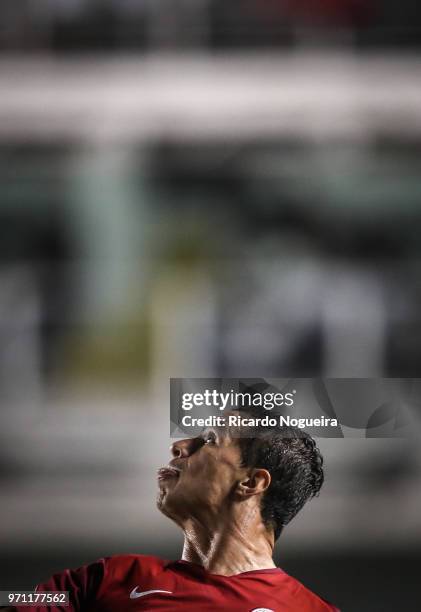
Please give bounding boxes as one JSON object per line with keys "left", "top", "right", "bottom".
{"left": 170, "top": 438, "right": 195, "bottom": 459}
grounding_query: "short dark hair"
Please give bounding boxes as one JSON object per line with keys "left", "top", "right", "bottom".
{"left": 238, "top": 427, "right": 324, "bottom": 541}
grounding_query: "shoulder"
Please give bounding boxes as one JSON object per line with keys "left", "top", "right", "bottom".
{"left": 278, "top": 570, "right": 339, "bottom": 611}
{"left": 94, "top": 554, "right": 170, "bottom": 603}
{"left": 103, "top": 554, "right": 168, "bottom": 580}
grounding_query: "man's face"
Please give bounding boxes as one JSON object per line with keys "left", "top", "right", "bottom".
{"left": 157, "top": 426, "right": 246, "bottom": 526}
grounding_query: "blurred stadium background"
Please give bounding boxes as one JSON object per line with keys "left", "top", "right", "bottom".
{"left": 1, "top": 2, "right": 421, "bottom": 611}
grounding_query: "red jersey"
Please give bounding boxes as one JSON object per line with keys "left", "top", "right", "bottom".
{"left": 12, "top": 554, "right": 339, "bottom": 611}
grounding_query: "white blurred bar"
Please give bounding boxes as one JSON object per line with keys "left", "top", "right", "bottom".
{"left": 0, "top": 53, "right": 420, "bottom": 143}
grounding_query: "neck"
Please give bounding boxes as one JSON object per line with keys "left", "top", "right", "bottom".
{"left": 180, "top": 501, "right": 276, "bottom": 576}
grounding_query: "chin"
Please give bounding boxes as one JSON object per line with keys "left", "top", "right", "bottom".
{"left": 156, "top": 490, "right": 186, "bottom": 526}
{"left": 156, "top": 490, "right": 165, "bottom": 512}
{"left": 157, "top": 487, "right": 174, "bottom": 515}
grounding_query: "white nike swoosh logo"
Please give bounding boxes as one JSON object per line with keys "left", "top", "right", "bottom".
{"left": 130, "top": 586, "right": 173, "bottom": 599}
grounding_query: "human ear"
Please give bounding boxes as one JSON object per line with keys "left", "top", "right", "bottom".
{"left": 237, "top": 468, "right": 271, "bottom": 498}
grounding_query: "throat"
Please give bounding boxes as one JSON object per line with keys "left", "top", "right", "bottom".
{"left": 181, "top": 520, "right": 275, "bottom": 576}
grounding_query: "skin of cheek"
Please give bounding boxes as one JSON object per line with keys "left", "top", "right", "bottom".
{"left": 196, "top": 444, "right": 244, "bottom": 505}
{"left": 159, "top": 446, "right": 243, "bottom": 522}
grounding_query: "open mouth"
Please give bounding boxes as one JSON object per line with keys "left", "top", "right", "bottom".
{"left": 157, "top": 466, "right": 181, "bottom": 481}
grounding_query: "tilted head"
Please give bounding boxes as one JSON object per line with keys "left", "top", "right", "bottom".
{"left": 157, "top": 415, "right": 324, "bottom": 541}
